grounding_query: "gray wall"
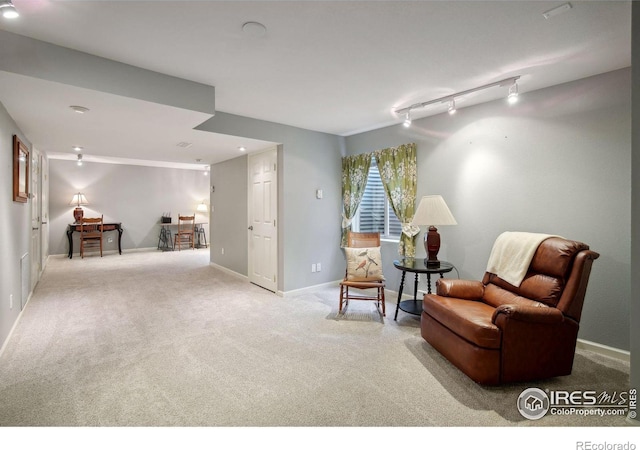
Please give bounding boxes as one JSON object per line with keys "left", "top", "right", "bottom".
{"left": 49, "top": 160, "right": 210, "bottom": 256}
{"left": 0, "top": 101, "right": 32, "bottom": 350}
{"left": 200, "top": 113, "right": 344, "bottom": 293}
{"left": 346, "top": 68, "right": 631, "bottom": 351}
{"left": 210, "top": 155, "right": 248, "bottom": 275}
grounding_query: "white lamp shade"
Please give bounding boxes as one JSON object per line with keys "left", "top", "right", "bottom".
{"left": 411, "top": 195, "right": 457, "bottom": 226}
{"left": 69, "top": 193, "right": 88, "bottom": 207}
{"left": 197, "top": 202, "right": 208, "bottom": 212}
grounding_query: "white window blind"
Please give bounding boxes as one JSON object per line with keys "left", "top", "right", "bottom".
{"left": 355, "top": 157, "right": 402, "bottom": 239}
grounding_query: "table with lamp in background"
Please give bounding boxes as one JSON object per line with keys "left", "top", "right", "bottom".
{"left": 157, "top": 200, "right": 209, "bottom": 251}
{"left": 393, "top": 195, "right": 458, "bottom": 320}
{"left": 66, "top": 192, "right": 123, "bottom": 258}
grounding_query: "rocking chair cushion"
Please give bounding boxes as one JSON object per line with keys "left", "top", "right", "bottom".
{"left": 345, "top": 246, "right": 385, "bottom": 281}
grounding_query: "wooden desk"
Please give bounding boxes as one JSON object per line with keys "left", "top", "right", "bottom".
{"left": 67, "top": 223, "right": 123, "bottom": 259}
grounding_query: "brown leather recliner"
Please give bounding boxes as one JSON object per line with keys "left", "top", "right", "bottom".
{"left": 421, "top": 237, "right": 599, "bottom": 385}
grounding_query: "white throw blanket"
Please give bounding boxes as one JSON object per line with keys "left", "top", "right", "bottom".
{"left": 486, "top": 232, "right": 558, "bottom": 287}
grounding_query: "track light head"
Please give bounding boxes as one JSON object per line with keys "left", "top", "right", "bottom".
{"left": 508, "top": 81, "right": 519, "bottom": 104}
{"left": 0, "top": 1, "right": 18, "bottom": 19}
{"left": 403, "top": 111, "right": 412, "bottom": 128}
{"left": 448, "top": 99, "right": 457, "bottom": 115}
{"left": 77, "top": 154, "right": 83, "bottom": 166}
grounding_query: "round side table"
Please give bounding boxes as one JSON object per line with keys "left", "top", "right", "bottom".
{"left": 393, "top": 259, "right": 454, "bottom": 320}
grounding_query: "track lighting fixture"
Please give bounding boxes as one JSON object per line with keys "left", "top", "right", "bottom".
{"left": 396, "top": 75, "right": 521, "bottom": 126}
{"left": 77, "top": 154, "right": 83, "bottom": 166}
{"left": 403, "top": 111, "right": 412, "bottom": 128}
{"left": 508, "top": 80, "right": 519, "bottom": 104}
{"left": 0, "top": 1, "right": 19, "bottom": 19}
{"left": 448, "top": 99, "right": 456, "bottom": 115}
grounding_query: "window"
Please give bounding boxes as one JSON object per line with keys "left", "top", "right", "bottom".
{"left": 354, "top": 157, "right": 402, "bottom": 239}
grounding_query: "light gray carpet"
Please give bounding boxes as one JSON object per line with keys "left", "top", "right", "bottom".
{"left": 0, "top": 249, "right": 631, "bottom": 427}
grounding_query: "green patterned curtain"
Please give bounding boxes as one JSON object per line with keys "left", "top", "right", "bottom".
{"left": 374, "top": 143, "right": 419, "bottom": 256}
{"left": 341, "top": 153, "right": 372, "bottom": 247}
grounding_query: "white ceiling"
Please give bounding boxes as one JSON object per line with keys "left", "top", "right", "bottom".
{"left": 0, "top": 0, "right": 631, "bottom": 168}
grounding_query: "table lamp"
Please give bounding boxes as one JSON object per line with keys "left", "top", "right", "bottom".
{"left": 69, "top": 192, "right": 88, "bottom": 223}
{"left": 196, "top": 201, "right": 208, "bottom": 213}
{"left": 411, "top": 195, "right": 457, "bottom": 267}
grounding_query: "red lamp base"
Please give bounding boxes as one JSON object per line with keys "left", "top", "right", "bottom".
{"left": 73, "top": 207, "right": 84, "bottom": 223}
{"left": 425, "top": 226, "right": 441, "bottom": 268}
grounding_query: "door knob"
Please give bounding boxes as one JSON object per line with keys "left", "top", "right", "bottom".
{"left": 248, "top": 226, "right": 254, "bottom": 230}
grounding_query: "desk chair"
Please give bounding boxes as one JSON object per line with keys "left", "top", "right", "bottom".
{"left": 80, "top": 215, "right": 104, "bottom": 258}
{"left": 174, "top": 214, "right": 195, "bottom": 250}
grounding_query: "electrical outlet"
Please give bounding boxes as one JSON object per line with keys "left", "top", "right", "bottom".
{"left": 221, "top": 248, "right": 225, "bottom": 255}
{"left": 311, "top": 264, "right": 317, "bottom": 273}
{"left": 317, "top": 263, "right": 322, "bottom": 272}
{"left": 9, "top": 294, "right": 13, "bottom": 310}
{"left": 108, "top": 237, "right": 113, "bottom": 243}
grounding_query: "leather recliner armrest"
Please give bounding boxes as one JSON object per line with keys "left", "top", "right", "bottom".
{"left": 492, "top": 304, "right": 565, "bottom": 325}
{"left": 436, "top": 279, "right": 484, "bottom": 300}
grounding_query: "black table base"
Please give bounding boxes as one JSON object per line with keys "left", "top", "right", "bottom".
{"left": 393, "top": 259, "right": 454, "bottom": 320}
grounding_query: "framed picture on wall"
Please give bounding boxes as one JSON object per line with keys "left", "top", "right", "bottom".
{"left": 13, "top": 134, "right": 29, "bottom": 203}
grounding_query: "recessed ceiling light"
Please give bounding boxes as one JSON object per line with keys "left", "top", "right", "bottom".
{"left": 73, "top": 146, "right": 83, "bottom": 152}
{"left": 69, "top": 105, "right": 90, "bottom": 114}
{"left": 242, "top": 21, "right": 267, "bottom": 38}
{"left": 239, "top": 146, "right": 246, "bottom": 152}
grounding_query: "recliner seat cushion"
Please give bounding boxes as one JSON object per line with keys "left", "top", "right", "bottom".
{"left": 422, "top": 296, "right": 501, "bottom": 349}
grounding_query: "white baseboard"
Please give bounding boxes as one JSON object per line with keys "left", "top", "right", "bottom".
{"left": 576, "top": 339, "right": 630, "bottom": 362}
{"left": 0, "top": 292, "right": 33, "bottom": 359}
{"left": 279, "top": 280, "right": 342, "bottom": 297}
{"left": 209, "top": 262, "right": 248, "bottom": 281}
{"left": 125, "top": 246, "right": 158, "bottom": 253}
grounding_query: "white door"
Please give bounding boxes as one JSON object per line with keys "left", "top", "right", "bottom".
{"left": 30, "top": 148, "right": 41, "bottom": 293}
{"left": 248, "top": 148, "right": 278, "bottom": 292}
